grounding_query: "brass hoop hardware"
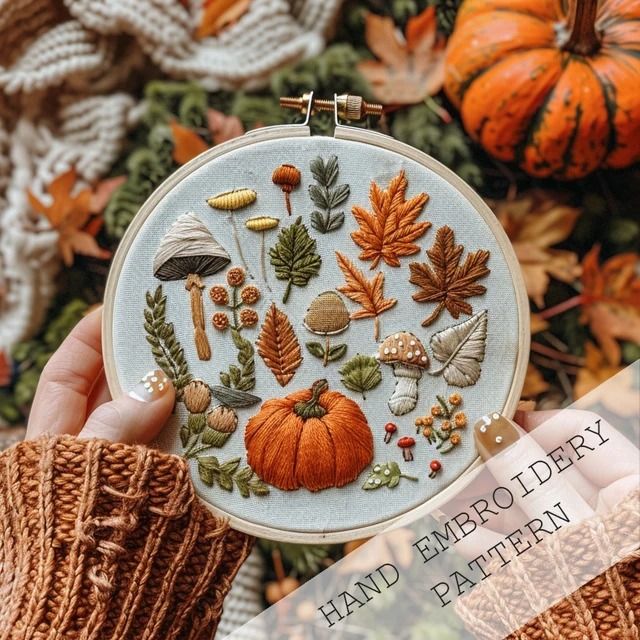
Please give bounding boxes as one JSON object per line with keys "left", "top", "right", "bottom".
{"left": 280, "top": 93, "right": 383, "bottom": 123}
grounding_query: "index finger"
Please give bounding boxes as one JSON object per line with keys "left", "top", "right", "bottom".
{"left": 27, "top": 306, "right": 104, "bottom": 439}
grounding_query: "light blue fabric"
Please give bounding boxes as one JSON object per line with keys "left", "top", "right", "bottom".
{"left": 110, "top": 136, "right": 521, "bottom": 535}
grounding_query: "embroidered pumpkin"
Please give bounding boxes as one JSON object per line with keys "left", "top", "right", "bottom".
{"left": 244, "top": 379, "right": 374, "bottom": 492}
{"left": 444, "top": 0, "right": 640, "bottom": 179}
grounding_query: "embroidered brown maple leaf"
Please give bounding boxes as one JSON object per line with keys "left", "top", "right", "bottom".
{"left": 335, "top": 251, "right": 397, "bottom": 341}
{"left": 351, "top": 170, "right": 430, "bottom": 269}
{"left": 409, "top": 226, "right": 490, "bottom": 326}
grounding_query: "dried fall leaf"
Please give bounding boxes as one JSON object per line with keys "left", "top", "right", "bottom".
{"left": 492, "top": 193, "right": 581, "bottom": 307}
{"left": 27, "top": 168, "right": 111, "bottom": 267}
{"left": 521, "top": 363, "right": 549, "bottom": 399}
{"left": 409, "top": 225, "right": 490, "bottom": 326}
{"left": 170, "top": 121, "right": 209, "bottom": 165}
{"left": 335, "top": 251, "right": 397, "bottom": 341}
{"left": 197, "top": 0, "right": 251, "bottom": 39}
{"left": 351, "top": 170, "right": 430, "bottom": 269}
{"left": 0, "top": 350, "right": 10, "bottom": 387}
{"left": 358, "top": 7, "right": 445, "bottom": 105}
{"left": 579, "top": 246, "right": 640, "bottom": 366}
{"left": 207, "top": 108, "right": 245, "bottom": 145}
{"left": 256, "top": 303, "right": 302, "bottom": 386}
{"left": 90, "top": 175, "right": 126, "bottom": 213}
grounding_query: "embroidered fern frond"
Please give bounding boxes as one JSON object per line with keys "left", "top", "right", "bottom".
{"left": 309, "top": 155, "right": 350, "bottom": 233}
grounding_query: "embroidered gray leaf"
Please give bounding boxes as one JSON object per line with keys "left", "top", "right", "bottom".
{"left": 339, "top": 354, "right": 382, "bottom": 399}
{"left": 210, "top": 385, "right": 261, "bottom": 408}
{"left": 429, "top": 310, "right": 488, "bottom": 387}
{"left": 309, "top": 155, "right": 350, "bottom": 234}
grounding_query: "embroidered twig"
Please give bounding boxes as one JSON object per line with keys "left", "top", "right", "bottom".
{"left": 256, "top": 303, "right": 303, "bottom": 386}
{"left": 335, "top": 251, "right": 397, "bottom": 341}
{"left": 409, "top": 225, "right": 490, "bottom": 326}
{"left": 351, "top": 170, "right": 430, "bottom": 269}
{"left": 309, "top": 155, "right": 350, "bottom": 233}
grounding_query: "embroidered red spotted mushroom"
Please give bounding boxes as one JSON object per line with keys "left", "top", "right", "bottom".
{"left": 377, "top": 332, "right": 429, "bottom": 416}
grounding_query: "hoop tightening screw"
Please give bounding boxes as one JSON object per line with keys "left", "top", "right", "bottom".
{"left": 280, "top": 93, "right": 383, "bottom": 122}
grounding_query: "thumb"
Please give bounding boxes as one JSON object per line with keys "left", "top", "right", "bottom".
{"left": 79, "top": 369, "right": 175, "bottom": 444}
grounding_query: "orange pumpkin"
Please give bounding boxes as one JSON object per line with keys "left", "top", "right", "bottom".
{"left": 244, "top": 379, "right": 374, "bottom": 492}
{"left": 444, "top": 0, "right": 640, "bottom": 179}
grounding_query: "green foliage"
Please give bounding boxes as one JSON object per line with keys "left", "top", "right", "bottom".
{"left": 305, "top": 342, "right": 347, "bottom": 363}
{"left": 197, "top": 456, "right": 269, "bottom": 497}
{"left": 392, "top": 102, "right": 483, "bottom": 189}
{"left": 219, "top": 329, "right": 256, "bottom": 391}
{"left": 259, "top": 540, "right": 332, "bottom": 577}
{"left": 362, "top": 461, "right": 417, "bottom": 490}
{"left": 339, "top": 354, "right": 382, "bottom": 398}
{"left": 269, "top": 217, "right": 322, "bottom": 303}
{"left": 309, "top": 155, "right": 350, "bottom": 233}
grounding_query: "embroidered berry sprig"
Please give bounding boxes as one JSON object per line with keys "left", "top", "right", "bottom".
{"left": 415, "top": 393, "right": 467, "bottom": 454}
{"left": 309, "top": 155, "right": 350, "bottom": 233}
{"left": 362, "top": 462, "right": 418, "bottom": 490}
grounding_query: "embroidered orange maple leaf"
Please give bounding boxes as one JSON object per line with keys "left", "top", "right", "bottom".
{"left": 409, "top": 225, "right": 490, "bottom": 326}
{"left": 358, "top": 7, "right": 445, "bottom": 105}
{"left": 197, "top": 0, "right": 251, "bottom": 39}
{"left": 335, "top": 251, "right": 397, "bottom": 341}
{"left": 351, "top": 170, "right": 430, "bottom": 270}
{"left": 27, "top": 169, "right": 113, "bottom": 267}
{"left": 579, "top": 246, "right": 640, "bottom": 365}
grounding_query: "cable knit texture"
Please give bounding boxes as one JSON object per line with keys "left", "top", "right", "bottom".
{"left": 0, "top": 436, "right": 253, "bottom": 639}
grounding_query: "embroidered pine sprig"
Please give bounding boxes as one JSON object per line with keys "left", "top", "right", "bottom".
{"left": 269, "top": 216, "right": 321, "bottom": 303}
{"left": 351, "top": 170, "right": 430, "bottom": 269}
{"left": 339, "top": 354, "right": 382, "bottom": 399}
{"left": 362, "top": 462, "right": 417, "bottom": 490}
{"left": 197, "top": 456, "right": 269, "bottom": 497}
{"left": 409, "top": 225, "right": 490, "bottom": 326}
{"left": 220, "top": 328, "right": 256, "bottom": 391}
{"left": 143, "top": 286, "right": 192, "bottom": 392}
{"left": 336, "top": 251, "right": 397, "bottom": 340}
{"left": 309, "top": 155, "right": 350, "bottom": 233}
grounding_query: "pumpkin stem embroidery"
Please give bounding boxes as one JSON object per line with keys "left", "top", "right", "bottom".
{"left": 293, "top": 379, "right": 329, "bottom": 419}
{"left": 304, "top": 292, "right": 350, "bottom": 366}
{"left": 207, "top": 188, "right": 258, "bottom": 279}
{"left": 272, "top": 164, "right": 301, "bottom": 216}
{"left": 309, "top": 155, "right": 350, "bottom": 233}
{"left": 378, "top": 332, "right": 430, "bottom": 415}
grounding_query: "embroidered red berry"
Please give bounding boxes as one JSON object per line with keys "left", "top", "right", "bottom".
{"left": 429, "top": 459, "right": 442, "bottom": 478}
{"left": 397, "top": 436, "right": 415, "bottom": 461}
{"left": 383, "top": 422, "right": 397, "bottom": 443}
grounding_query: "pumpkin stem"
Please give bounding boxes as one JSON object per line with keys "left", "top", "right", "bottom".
{"left": 564, "top": 0, "right": 600, "bottom": 55}
{"left": 294, "top": 379, "right": 329, "bottom": 419}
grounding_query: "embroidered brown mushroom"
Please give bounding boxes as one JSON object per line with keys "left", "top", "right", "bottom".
{"left": 153, "top": 213, "right": 230, "bottom": 361}
{"left": 377, "top": 332, "right": 429, "bottom": 416}
{"left": 272, "top": 164, "right": 301, "bottom": 215}
{"left": 304, "top": 291, "right": 350, "bottom": 366}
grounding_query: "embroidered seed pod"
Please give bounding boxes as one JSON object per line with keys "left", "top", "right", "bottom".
{"left": 245, "top": 379, "right": 374, "bottom": 492}
{"left": 201, "top": 405, "right": 238, "bottom": 448}
{"left": 226, "top": 266, "right": 246, "bottom": 287}
{"left": 377, "top": 332, "right": 430, "bottom": 416}
{"left": 207, "top": 190, "right": 257, "bottom": 278}
{"left": 212, "top": 312, "right": 230, "bottom": 331}
{"left": 245, "top": 216, "right": 280, "bottom": 290}
{"left": 240, "top": 285, "right": 261, "bottom": 305}
{"left": 183, "top": 379, "right": 212, "bottom": 414}
{"left": 272, "top": 164, "right": 301, "bottom": 215}
{"left": 240, "top": 308, "right": 259, "bottom": 328}
{"left": 210, "top": 285, "right": 229, "bottom": 305}
{"left": 304, "top": 292, "right": 350, "bottom": 366}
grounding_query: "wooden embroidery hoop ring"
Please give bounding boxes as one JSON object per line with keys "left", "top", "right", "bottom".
{"left": 103, "top": 104, "right": 530, "bottom": 543}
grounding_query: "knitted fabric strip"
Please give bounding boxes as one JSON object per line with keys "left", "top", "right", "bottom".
{"left": 0, "top": 435, "right": 253, "bottom": 639}
{"left": 455, "top": 489, "right": 640, "bottom": 639}
{"left": 0, "top": 0, "right": 343, "bottom": 354}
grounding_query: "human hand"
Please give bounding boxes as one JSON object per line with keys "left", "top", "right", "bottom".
{"left": 26, "top": 306, "right": 175, "bottom": 443}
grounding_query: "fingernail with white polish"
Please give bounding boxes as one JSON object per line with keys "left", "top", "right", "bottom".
{"left": 473, "top": 412, "right": 521, "bottom": 460}
{"left": 128, "top": 370, "right": 171, "bottom": 402}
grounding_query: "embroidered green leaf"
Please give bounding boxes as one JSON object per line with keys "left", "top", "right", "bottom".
{"left": 362, "top": 462, "right": 418, "bottom": 490}
{"left": 143, "top": 286, "right": 192, "bottom": 392}
{"left": 339, "top": 354, "right": 382, "bottom": 399}
{"left": 428, "top": 310, "right": 488, "bottom": 387}
{"left": 201, "top": 427, "right": 231, "bottom": 448}
{"left": 305, "top": 342, "right": 347, "bottom": 365}
{"left": 306, "top": 342, "right": 325, "bottom": 359}
{"left": 269, "top": 217, "right": 321, "bottom": 303}
{"left": 197, "top": 456, "right": 269, "bottom": 497}
{"left": 309, "top": 155, "right": 350, "bottom": 233}
{"left": 220, "top": 328, "right": 256, "bottom": 390}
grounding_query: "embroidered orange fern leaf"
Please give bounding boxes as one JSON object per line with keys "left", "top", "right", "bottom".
{"left": 351, "top": 170, "right": 430, "bottom": 269}
{"left": 256, "top": 303, "right": 302, "bottom": 387}
{"left": 335, "top": 251, "right": 397, "bottom": 341}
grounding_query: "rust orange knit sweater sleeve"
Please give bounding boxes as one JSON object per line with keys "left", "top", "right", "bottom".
{"left": 0, "top": 436, "right": 253, "bottom": 640}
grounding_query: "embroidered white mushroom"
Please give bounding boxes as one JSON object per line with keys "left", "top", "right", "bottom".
{"left": 377, "top": 332, "right": 430, "bottom": 416}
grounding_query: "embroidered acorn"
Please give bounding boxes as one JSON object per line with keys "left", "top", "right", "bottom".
{"left": 272, "top": 164, "right": 301, "bottom": 216}
{"left": 245, "top": 216, "right": 279, "bottom": 290}
{"left": 203, "top": 405, "right": 238, "bottom": 448}
{"left": 207, "top": 189, "right": 257, "bottom": 278}
{"left": 245, "top": 379, "right": 374, "bottom": 492}
{"left": 383, "top": 422, "right": 397, "bottom": 444}
{"left": 183, "top": 379, "right": 212, "bottom": 414}
{"left": 378, "top": 332, "right": 430, "bottom": 416}
{"left": 397, "top": 436, "right": 416, "bottom": 461}
{"left": 304, "top": 291, "right": 350, "bottom": 366}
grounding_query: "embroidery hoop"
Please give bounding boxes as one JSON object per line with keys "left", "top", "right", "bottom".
{"left": 103, "top": 94, "right": 530, "bottom": 543}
